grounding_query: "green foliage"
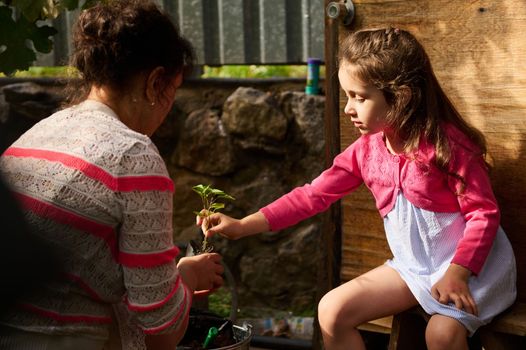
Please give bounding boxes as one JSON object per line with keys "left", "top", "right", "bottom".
{"left": 0, "top": 5, "right": 56, "bottom": 75}
{"left": 207, "top": 287, "right": 232, "bottom": 318}
{"left": 0, "top": 65, "right": 75, "bottom": 78}
{"left": 202, "top": 64, "right": 326, "bottom": 79}
{"left": 202, "top": 64, "right": 311, "bottom": 79}
{"left": 1, "top": 64, "right": 321, "bottom": 79}
{"left": 192, "top": 184, "right": 235, "bottom": 253}
{"left": 0, "top": 0, "right": 99, "bottom": 76}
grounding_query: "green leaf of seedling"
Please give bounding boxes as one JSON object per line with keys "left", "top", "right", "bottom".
{"left": 192, "top": 184, "right": 235, "bottom": 253}
{"left": 210, "top": 189, "right": 235, "bottom": 201}
{"left": 210, "top": 203, "right": 225, "bottom": 210}
{"left": 193, "top": 184, "right": 214, "bottom": 197}
{"left": 192, "top": 184, "right": 206, "bottom": 194}
{"left": 218, "top": 193, "right": 235, "bottom": 201}
{"left": 192, "top": 185, "right": 209, "bottom": 202}
{"left": 202, "top": 185, "right": 212, "bottom": 196}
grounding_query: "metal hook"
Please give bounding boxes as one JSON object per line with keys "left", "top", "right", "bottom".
{"left": 326, "top": 0, "right": 355, "bottom": 26}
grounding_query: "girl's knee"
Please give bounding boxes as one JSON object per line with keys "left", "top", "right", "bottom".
{"left": 425, "top": 315, "right": 468, "bottom": 350}
{"left": 318, "top": 291, "right": 347, "bottom": 332}
{"left": 317, "top": 292, "right": 339, "bottom": 329}
{"left": 318, "top": 289, "right": 361, "bottom": 335}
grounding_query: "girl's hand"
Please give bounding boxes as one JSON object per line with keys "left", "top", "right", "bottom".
{"left": 196, "top": 211, "right": 270, "bottom": 240}
{"left": 431, "top": 263, "right": 478, "bottom": 316}
{"left": 196, "top": 212, "right": 244, "bottom": 239}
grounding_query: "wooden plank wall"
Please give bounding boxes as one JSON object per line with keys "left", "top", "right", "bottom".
{"left": 339, "top": 0, "right": 526, "bottom": 303}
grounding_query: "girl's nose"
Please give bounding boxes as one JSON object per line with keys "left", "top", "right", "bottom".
{"left": 344, "top": 99, "right": 356, "bottom": 115}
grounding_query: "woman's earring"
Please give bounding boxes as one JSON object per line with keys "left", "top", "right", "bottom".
{"left": 150, "top": 101, "right": 155, "bottom": 107}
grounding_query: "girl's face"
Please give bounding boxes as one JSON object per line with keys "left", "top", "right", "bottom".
{"left": 338, "top": 63, "right": 391, "bottom": 135}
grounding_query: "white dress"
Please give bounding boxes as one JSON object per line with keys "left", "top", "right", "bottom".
{"left": 384, "top": 193, "right": 516, "bottom": 335}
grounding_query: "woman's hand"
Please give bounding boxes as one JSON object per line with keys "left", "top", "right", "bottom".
{"left": 177, "top": 253, "right": 224, "bottom": 292}
{"left": 196, "top": 211, "right": 270, "bottom": 240}
{"left": 431, "top": 263, "right": 478, "bottom": 316}
{"left": 147, "top": 253, "right": 222, "bottom": 350}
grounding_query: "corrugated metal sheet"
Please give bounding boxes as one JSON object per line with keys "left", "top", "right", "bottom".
{"left": 36, "top": 0, "right": 324, "bottom": 67}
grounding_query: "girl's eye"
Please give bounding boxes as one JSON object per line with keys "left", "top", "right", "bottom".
{"left": 354, "top": 97, "right": 365, "bottom": 103}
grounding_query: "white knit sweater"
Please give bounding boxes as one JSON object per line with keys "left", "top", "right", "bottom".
{"left": 0, "top": 100, "right": 191, "bottom": 343}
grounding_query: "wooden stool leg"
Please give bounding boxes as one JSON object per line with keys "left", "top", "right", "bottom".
{"left": 388, "top": 311, "right": 427, "bottom": 350}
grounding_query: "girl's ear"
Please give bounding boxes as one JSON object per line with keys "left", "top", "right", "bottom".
{"left": 145, "top": 66, "right": 165, "bottom": 105}
{"left": 398, "top": 85, "right": 412, "bottom": 108}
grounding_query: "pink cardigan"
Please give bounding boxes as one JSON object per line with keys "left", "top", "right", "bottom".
{"left": 261, "top": 126, "right": 500, "bottom": 275}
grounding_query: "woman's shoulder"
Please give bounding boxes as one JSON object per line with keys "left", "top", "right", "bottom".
{"left": 72, "top": 101, "right": 154, "bottom": 149}
{"left": 17, "top": 102, "right": 165, "bottom": 176}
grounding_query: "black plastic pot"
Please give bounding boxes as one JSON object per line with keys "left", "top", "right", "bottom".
{"left": 177, "top": 309, "right": 251, "bottom": 350}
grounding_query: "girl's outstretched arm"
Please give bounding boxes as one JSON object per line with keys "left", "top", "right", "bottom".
{"left": 197, "top": 211, "right": 270, "bottom": 240}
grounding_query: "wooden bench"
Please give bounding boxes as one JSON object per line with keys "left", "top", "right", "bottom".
{"left": 478, "top": 302, "right": 526, "bottom": 350}
{"left": 386, "top": 302, "right": 526, "bottom": 350}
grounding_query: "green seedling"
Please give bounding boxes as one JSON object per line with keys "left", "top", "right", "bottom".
{"left": 192, "top": 184, "right": 235, "bottom": 253}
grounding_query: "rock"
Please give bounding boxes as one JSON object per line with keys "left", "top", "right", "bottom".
{"left": 237, "top": 223, "right": 320, "bottom": 312}
{"left": 3, "top": 79, "right": 327, "bottom": 318}
{"left": 277, "top": 91, "right": 327, "bottom": 184}
{"left": 173, "top": 85, "right": 235, "bottom": 114}
{"left": 2, "top": 82, "right": 63, "bottom": 122}
{"left": 278, "top": 91, "right": 326, "bottom": 155}
{"left": 151, "top": 108, "right": 185, "bottom": 158}
{"left": 175, "top": 108, "right": 238, "bottom": 176}
{"left": 222, "top": 87, "right": 288, "bottom": 150}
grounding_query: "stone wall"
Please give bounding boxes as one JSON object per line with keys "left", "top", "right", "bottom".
{"left": 0, "top": 78, "right": 326, "bottom": 316}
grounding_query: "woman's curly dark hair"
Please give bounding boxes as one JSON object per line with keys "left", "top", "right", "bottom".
{"left": 66, "top": 0, "right": 195, "bottom": 104}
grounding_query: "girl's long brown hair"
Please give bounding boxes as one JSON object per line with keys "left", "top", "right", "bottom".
{"left": 339, "top": 27, "right": 487, "bottom": 181}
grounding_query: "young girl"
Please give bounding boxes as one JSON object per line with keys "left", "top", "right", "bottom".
{"left": 198, "top": 27, "right": 516, "bottom": 349}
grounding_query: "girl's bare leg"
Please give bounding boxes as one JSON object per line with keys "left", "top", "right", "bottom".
{"left": 318, "top": 265, "right": 418, "bottom": 350}
{"left": 426, "top": 314, "right": 468, "bottom": 350}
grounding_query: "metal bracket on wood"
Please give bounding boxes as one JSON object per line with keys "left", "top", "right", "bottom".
{"left": 326, "top": 0, "right": 355, "bottom": 26}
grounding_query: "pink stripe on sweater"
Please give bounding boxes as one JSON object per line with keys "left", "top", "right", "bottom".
{"left": 15, "top": 193, "right": 118, "bottom": 258}
{"left": 64, "top": 273, "right": 104, "bottom": 302}
{"left": 19, "top": 303, "right": 112, "bottom": 324}
{"left": 4, "top": 147, "right": 174, "bottom": 192}
{"left": 142, "top": 286, "right": 192, "bottom": 335}
{"left": 18, "top": 193, "right": 178, "bottom": 268}
{"left": 126, "top": 275, "right": 182, "bottom": 312}
{"left": 118, "top": 246, "right": 180, "bottom": 268}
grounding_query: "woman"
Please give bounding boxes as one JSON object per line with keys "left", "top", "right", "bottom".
{"left": 0, "top": 1, "right": 223, "bottom": 349}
